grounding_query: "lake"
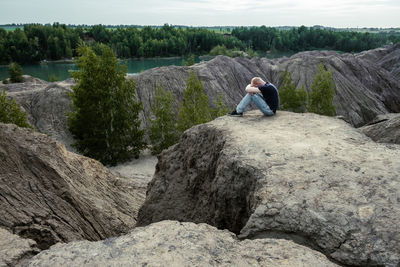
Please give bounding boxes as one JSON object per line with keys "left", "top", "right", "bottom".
{"left": 0, "top": 52, "right": 295, "bottom": 82}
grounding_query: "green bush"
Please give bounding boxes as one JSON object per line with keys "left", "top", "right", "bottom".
{"left": 0, "top": 90, "right": 31, "bottom": 128}
{"left": 148, "top": 85, "right": 180, "bottom": 155}
{"left": 182, "top": 55, "right": 195, "bottom": 66}
{"left": 308, "top": 64, "right": 336, "bottom": 116}
{"left": 278, "top": 70, "right": 307, "bottom": 113}
{"left": 177, "top": 70, "right": 212, "bottom": 133}
{"left": 68, "top": 45, "right": 146, "bottom": 166}
{"left": 8, "top": 62, "right": 23, "bottom": 83}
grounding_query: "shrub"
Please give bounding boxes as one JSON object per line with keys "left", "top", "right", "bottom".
{"left": 308, "top": 64, "right": 336, "bottom": 116}
{"left": 148, "top": 85, "right": 179, "bottom": 155}
{"left": 0, "top": 90, "right": 31, "bottom": 128}
{"left": 278, "top": 70, "right": 307, "bottom": 113}
{"left": 177, "top": 70, "right": 212, "bottom": 133}
{"left": 9, "top": 62, "right": 23, "bottom": 83}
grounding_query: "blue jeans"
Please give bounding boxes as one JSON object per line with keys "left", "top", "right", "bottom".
{"left": 236, "top": 93, "right": 274, "bottom": 116}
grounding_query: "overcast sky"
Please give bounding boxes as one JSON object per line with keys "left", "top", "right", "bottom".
{"left": 1, "top": 0, "right": 399, "bottom": 28}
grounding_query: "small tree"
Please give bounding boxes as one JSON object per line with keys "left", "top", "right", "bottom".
{"left": 212, "top": 94, "right": 229, "bottom": 118}
{"left": 68, "top": 45, "right": 146, "bottom": 166}
{"left": 148, "top": 85, "right": 179, "bottom": 155}
{"left": 9, "top": 62, "right": 23, "bottom": 83}
{"left": 0, "top": 90, "right": 31, "bottom": 128}
{"left": 182, "top": 55, "right": 195, "bottom": 66}
{"left": 278, "top": 70, "right": 307, "bottom": 113}
{"left": 177, "top": 70, "right": 212, "bottom": 133}
{"left": 308, "top": 64, "right": 336, "bottom": 116}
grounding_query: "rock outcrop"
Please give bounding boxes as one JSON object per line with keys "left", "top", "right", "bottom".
{"left": 137, "top": 111, "right": 400, "bottom": 266}
{"left": 0, "top": 228, "right": 39, "bottom": 267}
{"left": 360, "top": 113, "right": 400, "bottom": 145}
{"left": 2, "top": 46, "right": 400, "bottom": 150}
{"left": 135, "top": 44, "right": 400, "bottom": 128}
{"left": 27, "top": 220, "right": 339, "bottom": 267}
{"left": 1, "top": 76, "right": 75, "bottom": 150}
{"left": 0, "top": 123, "right": 146, "bottom": 250}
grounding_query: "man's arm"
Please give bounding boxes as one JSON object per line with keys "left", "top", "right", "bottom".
{"left": 245, "top": 84, "right": 261, "bottom": 94}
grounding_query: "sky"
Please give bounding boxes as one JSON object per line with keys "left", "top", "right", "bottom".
{"left": 1, "top": 0, "right": 399, "bottom": 28}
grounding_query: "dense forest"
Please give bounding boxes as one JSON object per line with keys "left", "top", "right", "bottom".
{"left": 0, "top": 23, "right": 399, "bottom": 64}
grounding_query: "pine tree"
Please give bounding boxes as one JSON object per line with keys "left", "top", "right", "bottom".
{"left": 308, "top": 64, "right": 336, "bottom": 116}
{"left": 68, "top": 45, "right": 146, "bottom": 166}
{"left": 278, "top": 70, "right": 307, "bottom": 113}
{"left": 148, "top": 85, "right": 179, "bottom": 155}
{"left": 182, "top": 55, "right": 195, "bottom": 66}
{"left": 212, "top": 94, "right": 229, "bottom": 118}
{"left": 0, "top": 90, "right": 31, "bottom": 128}
{"left": 8, "top": 62, "right": 23, "bottom": 83}
{"left": 177, "top": 70, "right": 212, "bottom": 133}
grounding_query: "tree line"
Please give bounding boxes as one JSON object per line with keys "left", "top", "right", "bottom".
{"left": 231, "top": 25, "right": 400, "bottom": 53}
{"left": 1, "top": 23, "right": 399, "bottom": 64}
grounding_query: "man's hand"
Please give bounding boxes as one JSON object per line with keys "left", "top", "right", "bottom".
{"left": 245, "top": 84, "right": 261, "bottom": 94}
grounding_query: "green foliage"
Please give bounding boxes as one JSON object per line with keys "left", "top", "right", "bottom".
{"left": 212, "top": 94, "right": 229, "bottom": 118}
{"left": 278, "top": 70, "right": 307, "bottom": 113}
{"left": 0, "top": 90, "right": 31, "bottom": 128}
{"left": 1, "top": 24, "right": 398, "bottom": 65}
{"left": 8, "top": 62, "right": 23, "bottom": 83}
{"left": 68, "top": 45, "right": 146, "bottom": 166}
{"left": 308, "top": 64, "right": 336, "bottom": 116}
{"left": 210, "top": 45, "right": 230, "bottom": 56}
{"left": 148, "top": 85, "right": 180, "bottom": 155}
{"left": 209, "top": 45, "right": 245, "bottom": 57}
{"left": 182, "top": 54, "right": 195, "bottom": 66}
{"left": 177, "top": 70, "right": 212, "bottom": 133}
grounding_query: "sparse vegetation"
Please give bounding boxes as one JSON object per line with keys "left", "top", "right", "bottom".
{"left": 148, "top": 85, "right": 180, "bottom": 155}
{"left": 0, "top": 90, "right": 31, "bottom": 128}
{"left": 177, "top": 70, "right": 213, "bottom": 133}
{"left": 8, "top": 62, "right": 23, "bottom": 83}
{"left": 278, "top": 70, "right": 307, "bottom": 113}
{"left": 308, "top": 64, "right": 336, "bottom": 116}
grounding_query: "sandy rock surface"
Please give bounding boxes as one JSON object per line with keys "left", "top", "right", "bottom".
{"left": 137, "top": 111, "right": 400, "bottom": 266}
{"left": 0, "top": 228, "right": 39, "bottom": 267}
{"left": 27, "top": 220, "right": 339, "bottom": 267}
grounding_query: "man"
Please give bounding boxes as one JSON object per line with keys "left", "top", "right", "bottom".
{"left": 228, "top": 77, "right": 279, "bottom": 116}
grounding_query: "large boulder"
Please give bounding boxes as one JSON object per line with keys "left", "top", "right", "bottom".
{"left": 27, "top": 220, "right": 339, "bottom": 267}
{"left": 0, "top": 123, "right": 146, "bottom": 250}
{"left": 360, "top": 113, "right": 400, "bottom": 144}
{"left": 0, "top": 228, "right": 39, "bottom": 267}
{"left": 137, "top": 111, "right": 400, "bottom": 266}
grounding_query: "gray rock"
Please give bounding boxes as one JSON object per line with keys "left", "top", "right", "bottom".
{"left": 137, "top": 111, "right": 400, "bottom": 266}
{"left": 135, "top": 45, "right": 400, "bottom": 128}
{"left": 360, "top": 113, "right": 400, "bottom": 144}
{"left": 2, "top": 76, "right": 75, "bottom": 151}
{"left": 0, "top": 123, "right": 146, "bottom": 250}
{"left": 27, "top": 220, "right": 339, "bottom": 267}
{"left": 0, "top": 228, "right": 39, "bottom": 267}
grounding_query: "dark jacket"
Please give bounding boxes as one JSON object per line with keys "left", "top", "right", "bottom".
{"left": 259, "top": 82, "right": 279, "bottom": 113}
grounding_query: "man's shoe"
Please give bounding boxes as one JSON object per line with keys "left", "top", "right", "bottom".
{"left": 228, "top": 109, "right": 243, "bottom": 117}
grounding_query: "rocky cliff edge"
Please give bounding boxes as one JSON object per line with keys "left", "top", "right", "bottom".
{"left": 137, "top": 111, "right": 400, "bottom": 266}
